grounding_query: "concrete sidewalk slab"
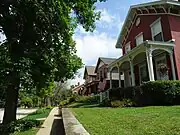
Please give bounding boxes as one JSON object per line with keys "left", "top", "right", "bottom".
{"left": 36, "top": 107, "right": 65, "bottom": 135}
{"left": 62, "top": 108, "right": 90, "bottom": 135}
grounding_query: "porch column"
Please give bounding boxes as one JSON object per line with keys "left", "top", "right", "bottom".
{"left": 146, "top": 48, "right": 155, "bottom": 81}
{"left": 169, "top": 52, "right": 176, "bottom": 80}
{"left": 129, "top": 59, "right": 135, "bottom": 86}
{"left": 118, "top": 66, "right": 121, "bottom": 88}
{"left": 110, "top": 70, "right": 112, "bottom": 89}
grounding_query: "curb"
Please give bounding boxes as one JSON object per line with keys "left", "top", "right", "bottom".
{"left": 62, "top": 108, "right": 90, "bottom": 135}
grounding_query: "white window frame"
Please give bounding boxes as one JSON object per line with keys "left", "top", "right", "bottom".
{"left": 125, "top": 42, "right": 131, "bottom": 54}
{"left": 155, "top": 55, "right": 169, "bottom": 80}
{"left": 135, "top": 32, "right": 144, "bottom": 46}
{"left": 150, "top": 18, "right": 164, "bottom": 41}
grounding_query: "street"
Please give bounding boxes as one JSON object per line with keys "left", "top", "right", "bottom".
{"left": 0, "top": 108, "right": 37, "bottom": 123}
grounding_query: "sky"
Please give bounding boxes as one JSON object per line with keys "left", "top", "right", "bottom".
{"left": 71, "top": 0, "right": 155, "bottom": 85}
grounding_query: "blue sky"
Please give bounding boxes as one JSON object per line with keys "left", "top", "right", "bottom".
{"left": 71, "top": 0, "right": 154, "bottom": 85}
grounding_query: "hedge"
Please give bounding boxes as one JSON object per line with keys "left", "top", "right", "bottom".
{"left": 109, "top": 80, "right": 180, "bottom": 106}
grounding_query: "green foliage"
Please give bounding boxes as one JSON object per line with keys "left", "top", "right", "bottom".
{"left": 20, "top": 97, "right": 33, "bottom": 108}
{"left": 110, "top": 80, "right": 180, "bottom": 106}
{"left": 111, "top": 99, "right": 136, "bottom": 108}
{"left": 59, "top": 95, "right": 75, "bottom": 107}
{"left": 75, "top": 95, "right": 99, "bottom": 103}
{"left": 0, "top": 119, "right": 41, "bottom": 134}
{"left": 99, "top": 99, "right": 111, "bottom": 107}
{"left": 0, "top": 0, "right": 106, "bottom": 123}
{"left": 46, "top": 106, "right": 53, "bottom": 110}
{"left": 29, "top": 108, "right": 50, "bottom": 115}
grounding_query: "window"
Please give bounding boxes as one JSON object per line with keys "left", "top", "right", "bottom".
{"left": 104, "top": 68, "right": 107, "bottom": 78}
{"left": 125, "top": 42, "right": 131, "bottom": 54}
{"left": 135, "top": 33, "right": 143, "bottom": 46}
{"left": 151, "top": 18, "right": 163, "bottom": 41}
{"left": 97, "top": 72, "right": 99, "bottom": 80}
{"left": 100, "top": 71, "right": 102, "bottom": 79}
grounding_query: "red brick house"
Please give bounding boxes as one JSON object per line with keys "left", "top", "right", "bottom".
{"left": 94, "top": 57, "right": 124, "bottom": 92}
{"left": 109, "top": 0, "right": 180, "bottom": 88}
{"left": 83, "top": 66, "right": 98, "bottom": 95}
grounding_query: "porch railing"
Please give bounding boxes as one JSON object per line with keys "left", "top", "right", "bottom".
{"left": 99, "top": 89, "right": 110, "bottom": 103}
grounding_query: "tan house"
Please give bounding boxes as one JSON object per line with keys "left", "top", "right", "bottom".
{"left": 83, "top": 66, "right": 99, "bottom": 95}
{"left": 72, "top": 82, "right": 85, "bottom": 95}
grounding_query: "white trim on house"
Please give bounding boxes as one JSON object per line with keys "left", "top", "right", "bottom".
{"left": 115, "top": 0, "right": 180, "bottom": 48}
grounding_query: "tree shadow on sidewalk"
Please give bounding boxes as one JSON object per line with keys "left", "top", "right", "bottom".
{"left": 50, "top": 115, "right": 65, "bottom": 135}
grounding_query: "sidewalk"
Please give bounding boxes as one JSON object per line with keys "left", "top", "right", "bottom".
{"left": 37, "top": 107, "right": 65, "bottom": 135}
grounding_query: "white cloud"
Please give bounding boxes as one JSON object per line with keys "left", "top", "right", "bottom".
{"left": 70, "top": 9, "right": 123, "bottom": 86}
{"left": 75, "top": 32, "right": 121, "bottom": 64}
{"left": 98, "top": 9, "right": 115, "bottom": 24}
{"left": 70, "top": 32, "right": 122, "bottom": 85}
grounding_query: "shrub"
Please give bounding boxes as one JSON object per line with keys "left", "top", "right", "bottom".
{"left": 135, "top": 81, "right": 180, "bottom": 106}
{"left": 46, "top": 105, "right": 53, "bottom": 110}
{"left": 109, "top": 80, "right": 180, "bottom": 106}
{"left": 75, "top": 96, "right": 99, "bottom": 104}
{"left": 110, "top": 100, "right": 123, "bottom": 108}
{"left": 0, "top": 119, "right": 42, "bottom": 134}
{"left": 30, "top": 108, "right": 49, "bottom": 115}
{"left": 99, "top": 99, "right": 111, "bottom": 107}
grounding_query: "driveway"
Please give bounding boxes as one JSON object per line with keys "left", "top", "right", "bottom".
{"left": 0, "top": 108, "right": 37, "bottom": 123}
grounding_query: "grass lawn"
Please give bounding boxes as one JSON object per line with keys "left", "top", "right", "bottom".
{"left": 72, "top": 106, "right": 180, "bottom": 135}
{"left": 23, "top": 108, "right": 52, "bottom": 120}
{"left": 12, "top": 108, "right": 52, "bottom": 135}
{"left": 13, "top": 128, "right": 39, "bottom": 135}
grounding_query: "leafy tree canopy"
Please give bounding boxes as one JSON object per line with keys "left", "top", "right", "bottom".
{"left": 0, "top": 0, "right": 106, "bottom": 124}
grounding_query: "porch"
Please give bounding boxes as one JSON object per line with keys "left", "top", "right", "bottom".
{"left": 109, "top": 40, "right": 176, "bottom": 88}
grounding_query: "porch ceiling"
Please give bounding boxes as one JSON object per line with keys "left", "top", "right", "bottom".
{"left": 109, "top": 40, "right": 175, "bottom": 71}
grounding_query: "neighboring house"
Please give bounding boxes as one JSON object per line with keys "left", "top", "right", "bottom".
{"left": 94, "top": 57, "right": 124, "bottom": 92}
{"left": 72, "top": 82, "right": 85, "bottom": 95}
{"left": 109, "top": 0, "right": 180, "bottom": 88}
{"left": 83, "top": 66, "right": 98, "bottom": 95}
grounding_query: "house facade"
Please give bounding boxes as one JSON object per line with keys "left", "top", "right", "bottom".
{"left": 109, "top": 0, "right": 180, "bottom": 88}
{"left": 83, "top": 66, "right": 98, "bottom": 95}
{"left": 72, "top": 82, "right": 85, "bottom": 95}
{"left": 94, "top": 57, "right": 124, "bottom": 91}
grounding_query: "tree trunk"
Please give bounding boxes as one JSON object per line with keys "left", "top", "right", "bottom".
{"left": 3, "top": 72, "right": 20, "bottom": 124}
{"left": 3, "top": 85, "right": 19, "bottom": 124}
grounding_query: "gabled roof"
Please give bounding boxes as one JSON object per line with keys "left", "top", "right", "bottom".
{"left": 116, "top": 0, "right": 180, "bottom": 48}
{"left": 83, "top": 66, "right": 96, "bottom": 79}
{"left": 95, "top": 57, "right": 116, "bottom": 73}
{"left": 72, "top": 84, "right": 84, "bottom": 92}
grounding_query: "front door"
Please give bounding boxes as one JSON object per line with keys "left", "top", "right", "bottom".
{"left": 139, "top": 63, "right": 149, "bottom": 84}
{"left": 155, "top": 56, "right": 169, "bottom": 80}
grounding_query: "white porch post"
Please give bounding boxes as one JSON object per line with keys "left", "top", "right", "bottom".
{"left": 118, "top": 66, "right": 121, "bottom": 88}
{"left": 129, "top": 59, "right": 135, "bottom": 86}
{"left": 146, "top": 48, "right": 155, "bottom": 81}
{"left": 110, "top": 70, "right": 112, "bottom": 89}
{"left": 169, "top": 52, "right": 176, "bottom": 80}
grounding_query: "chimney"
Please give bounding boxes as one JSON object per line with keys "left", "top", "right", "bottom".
{"left": 78, "top": 82, "right": 80, "bottom": 86}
